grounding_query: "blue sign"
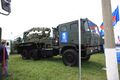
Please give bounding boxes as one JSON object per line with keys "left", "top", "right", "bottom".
{"left": 60, "top": 32, "right": 68, "bottom": 43}
{"left": 116, "top": 46, "right": 120, "bottom": 64}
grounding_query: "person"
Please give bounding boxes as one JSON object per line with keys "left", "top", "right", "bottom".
{"left": 0, "top": 40, "right": 9, "bottom": 79}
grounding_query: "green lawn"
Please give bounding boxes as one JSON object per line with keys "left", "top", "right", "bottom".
{"left": 7, "top": 53, "right": 120, "bottom": 80}
{"left": 81, "top": 53, "right": 106, "bottom": 80}
{"left": 8, "top": 55, "right": 79, "bottom": 80}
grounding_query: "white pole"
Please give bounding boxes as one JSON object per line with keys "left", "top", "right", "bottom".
{"left": 78, "top": 19, "right": 81, "bottom": 80}
{"left": 101, "top": 0, "right": 119, "bottom": 80}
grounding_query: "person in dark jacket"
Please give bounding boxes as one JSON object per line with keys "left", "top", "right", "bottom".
{"left": 0, "top": 42, "right": 8, "bottom": 63}
{"left": 0, "top": 41, "right": 8, "bottom": 79}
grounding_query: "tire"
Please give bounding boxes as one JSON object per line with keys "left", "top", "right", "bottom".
{"left": 21, "top": 50, "right": 30, "bottom": 59}
{"left": 81, "top": 55, "right": 90, "bottom": 61}
{"left": 81, "top": 47, "right": 91, "bottom": 61}
{"left": 21, "top": 51, "right": 26, "bottom": 59}
{"left": 31, "top": 49, "right": 39, "bottom": 60}
{"left": 62, "top": 49, "right": 78, "bottom": 66}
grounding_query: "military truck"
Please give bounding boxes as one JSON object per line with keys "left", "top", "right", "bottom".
{"left": 16, "top": 18, "right": 103, "bottom": 66}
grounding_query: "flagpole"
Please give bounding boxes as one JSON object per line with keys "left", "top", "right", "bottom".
{"left": 78, "top": 19, "right": 81, "bottom": 80}
{"left": 101, "top": 0, "right": 119, "bottom": 80}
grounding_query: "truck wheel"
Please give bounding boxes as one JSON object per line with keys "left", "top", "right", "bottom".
{"left": 62, "top": 49, "right": 78, "bottom": 66}
{"left": 81, "top": 55, "right": 90, "bottom": 61}
{"left": 31, "top": 49, "right": 39, "bottom": 60}
{"left": 21, "top": 50, "right": 28, "bottom": 59}
{"left": 21, "top": 52, "right": 26, "bottom": 59}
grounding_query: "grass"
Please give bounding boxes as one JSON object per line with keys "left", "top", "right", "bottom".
{"left": 7, "top": 54, "right": 79, "bottom": 80}
{"left": 7, "top": 53, "right": 120, "bottom": 80}
{"left": 81, "top": 53, "right": 106, "bottom": 80}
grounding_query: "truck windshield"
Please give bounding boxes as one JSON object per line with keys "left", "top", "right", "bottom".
{"left": 87, "top": 20, "right": 100, "bottom": 35}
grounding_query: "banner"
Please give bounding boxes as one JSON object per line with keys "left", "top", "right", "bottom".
{"left": 100, "top": 6, "right": 119, "bottom": 37}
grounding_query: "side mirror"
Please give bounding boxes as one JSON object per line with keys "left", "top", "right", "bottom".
{"left": 1, "top": 0, "right": 11, "bottom": 15}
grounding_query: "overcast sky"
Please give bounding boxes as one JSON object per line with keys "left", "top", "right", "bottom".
{"left": 0, "top": 0, "right": 119, "bottom": 41}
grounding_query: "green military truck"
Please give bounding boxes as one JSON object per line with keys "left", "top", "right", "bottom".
{"left": 16, "top": 18, "right": 103, "bottom": 66}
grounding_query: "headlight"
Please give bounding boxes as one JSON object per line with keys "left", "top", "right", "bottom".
{"left": 55, "top": 40, "right": 58, "bottom": 43}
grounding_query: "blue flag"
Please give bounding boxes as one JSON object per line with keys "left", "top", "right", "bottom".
{"left": 100, "top": 6, "right": 119, "bottom": 37}
{"left": 112, "top": 6, "right": 119, "bottom": 26}
{"left": 100, "top": 30, "right": 104, "bottom": 37}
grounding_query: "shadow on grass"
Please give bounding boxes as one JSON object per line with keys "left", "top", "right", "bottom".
{"left": 40, "top": 56, "right": 63, "bottom": 63}
{"left": 13, "top": 54, "right": 105, "bottom": 68}
{"left": 12, "top": 54, "right": 62, "bottom": 63}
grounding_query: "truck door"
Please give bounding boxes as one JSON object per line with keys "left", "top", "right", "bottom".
{"left": 87, "top": 20, "right": 100, "bottom": 47}
{"left": 81, "top": 20, "right": 92, "bottom": 46}
{"left": 69, "top": 22, "right": 78, "bottom": 44}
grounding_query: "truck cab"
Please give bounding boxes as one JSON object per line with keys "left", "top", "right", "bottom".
{"left": 53, "top": 18, "right": 103, "bottom": 66}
